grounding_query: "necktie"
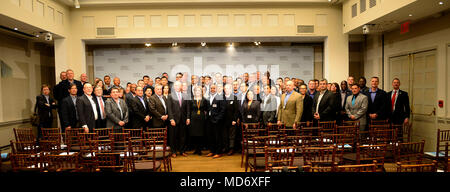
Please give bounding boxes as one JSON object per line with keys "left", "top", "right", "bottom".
{"left": 178, "top": 93, "right": 182, "bottom": 107}
{"left": 352, "top": 95, "right": 356, "bottom": 106}
{"left": 99, "top": 97, "right": 105, "bottom": 119}
{"left": 391, "top": 90, "right": 397, "bottom": 112}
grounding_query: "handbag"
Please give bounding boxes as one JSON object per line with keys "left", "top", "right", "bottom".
{"left": 31, "top": 101, "right": 39, "bottom": 126}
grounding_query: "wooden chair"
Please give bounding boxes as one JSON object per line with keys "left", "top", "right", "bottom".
{"left": 318, "top": 120, "right": 337, "bottom": 135}
{"left": 124, "top": 128, "right": 143, "bottom": 140}
{"left": 264, "top": 146, "right": 296, "bottom": 172}
{"left": 41, "top": 128, "right": 61, "bottom": 140}
{"left": 39, "top": 133, "right": 64, "bottom": 155}
{"left": 144, "top": 128, "right": 172, "bottom": 172}
{"left": 370, "top": 128, "right": 397, "bottom": 145}
{"left": 302, "top": 145, "right": 337, "bottom": 172}
{"left": 64, "top": 128, "right": 85, "bottom": 153}
{"left": 335, "top": 160, "right": 378, "bottom": 172}
{"left": 43, "top": 152, "right": 83, "bottom": 172}
{"left": 397, "top": 160, "right": 437, "bottom": 172}
{"left": 109, "top": 132, "right": 130, "bottom": 152}
{"left": 128, "top": 139, "right": 161, "bottom": 172}
{"left": 94, "top": 128, "right": 113, "bottom": 140}
{"left": 395, "top": 140, "right": 425, "bottom": 164}
{"left": 10, "top": 153, "right": 43, "bottom": 172}
{"left": 342, "top": 120, "right": 360, "bottom": 127}
{"left": 356, "top": 144, "right": 387, "bottom": 172}
{"left": 10, "top": 140, "right": 38, "bottom": 154}
{"left": 334, "top": 125, "right": 359, "bottom": 152}
{"left": 266, "top": 123, "right": 281, "bottom": 136}
{"left": 425, "top": 129, "right": 450, "bottom": 168}
{"left": 13, "top": 128, "right": 35, "bottom": 142}
{"left": 241, "top": 123, "right": 265, "bottom": 167}
{"left": 94, "top": 152, "right": 129, "bottom": 172}
{"left": 246, "top": 136, "right": 269, "bottom": 172}
{"left": 392, "top": 123, "right": 411, "bottom": 143}
{"left": 78, "top": 133, "right": 99, "bottom": 170}
{"left": 298, "top": 121, "right": 313, "bottom": 128}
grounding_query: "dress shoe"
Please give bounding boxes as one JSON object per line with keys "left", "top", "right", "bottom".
{"left": 227, "top": 150, "right": 235, "bottom": 156}
{"left": 171, "top": 153, "right": 177, "bottom": 158}
{"left": 206, "top": 153, "right": 214, "bottom": 157}
{"left": 197, "top": 151, "right": 202, "bottom": 156}
{"left": 181, "top": 153, "right": 188, "bottom": 157}
{"left": 213, "top": 154, "right": 222, "bottom": 158}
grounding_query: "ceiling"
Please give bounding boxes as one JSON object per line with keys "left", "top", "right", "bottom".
{"left": 58, "top": 0, "right": 340, "bottom": 8}
{"left": 349, "top": 0, "right": 450, "bottom": 34}
{"left": 0, "top": 14, "right": 60, "bottom": 44}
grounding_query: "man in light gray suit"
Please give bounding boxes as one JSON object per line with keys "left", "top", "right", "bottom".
{"left": 345, "top": 84, "right": 368, "bottom": 131}
{"left": 105, "top": 87, "right": 129, "bottom": 132}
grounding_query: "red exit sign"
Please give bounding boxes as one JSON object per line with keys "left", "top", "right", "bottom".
{"left": 401, "top": 21, "right": 410, "bottom": 34}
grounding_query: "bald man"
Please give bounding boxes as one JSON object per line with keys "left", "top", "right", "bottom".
{"left": 277, "top": 80, "right": 303, "bottom": 128}
{"left": 76, "top": 83, "right": 99, "bottom": 132}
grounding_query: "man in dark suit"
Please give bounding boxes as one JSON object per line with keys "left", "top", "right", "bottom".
{"left": 224, "top": 84, "right": 239, "bottom": 156}
{"left": 60, "top": 83, "right": 79, "bottom": 133}
{"left": 388, "top": 78, "right": 410, "bottom": 125}
{"left": 167, "top": 81, "right": 190, "bottom": 157}
{"left": 76, "top": 83, "right": 99, "bottom": 133}
{"left": 237, "top": 82, "right": 248, "bottom": 121}
{"left": 36, "top": 84, "right": 57, "bottom": 140}
{"left": 54, "top": 71, "right": 67, "bottom": 128}
{"left": 94, "top": 86, "right": 107, "bottom": 128}
{"left": 312, "top": 79, "right": 336, "bottom": 122}
{"left": 299, "top": 84, "right": 314, "bottom": 123}
{"left": 206, "top": 84, "right": 226, "bottom": 158}
{"left": 130, "top": 86, "right": 151, "bottom": 129}
{"left": 359, "top": 77, "right": 369, "bottom": 93}
{"left": 307, "top": 80, "right": 318, "bottom": 99}
{"left": 149, "top": 84, "right": 169, "bottom": 128}
{"left": 63, "top": 69, "right": 83, "bottom": 97}
{"left": 363, "top": 77, "right": 390, "bottom": 123}
{"left": 125, "top": 83, "right": 137, "bottom": 128}
{"left": 261, "top": 85, "right": 277, "bottom": 125}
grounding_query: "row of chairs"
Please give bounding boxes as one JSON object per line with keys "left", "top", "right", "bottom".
{"left": 9, "top": 127, "right": 172, "bottom": 172}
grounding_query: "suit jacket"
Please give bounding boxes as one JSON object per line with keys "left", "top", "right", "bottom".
{"left": 363, "top": 88, "right": 390, "bottom": 120}
{"left": 36, "top": 95, "right": 57, "bottom": 123}
{"left": 76, "top": 94, "right": 98, "bottom": 131}
{"left": 105, "top": 98, "right": 129, "bottom": 129}
{"left": 242, "top": 100, "right": 261, "bottom": 123}
{"left": 301, "top": 94, "right": 314, "bottom": 122}
{"left": 207, "top": 94, "right": 226, "bottom": 124}
{"left": 149, "top": 94, "right": 168, "bottom": 128}
{"left": 261, "top": 94, "right": 277, "bottom": 124}
{"left": 130, "top": 96, "right": 150, "bottom": 129}
{"left": 60, "top": 95, "right": 78, "bottom": 128}
{"left": 224, "top": 94, "right": 239, "bottom": 126}
{"left": 94, "top": 96, "right": 107, "bottom": 127}
{"left": 58, "top": 79, "right": 83, "bottom": 99}
{"left": 345, "top": 93, "right": 369, "bottom": 128}
{"left": 167, "top": 92, "right": 189, "bottom": 125}
{"left": 387, "top": 89, "right": 410, "bottom": 124}
{"left": 312, "top": 90, "right": 336, "bottom": 121}
{"left": 277, "top": 91, "right": 303, "bottom": 127}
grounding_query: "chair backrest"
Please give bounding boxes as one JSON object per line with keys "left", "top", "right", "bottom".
{"left": 298, "top": 121, "right": 313, "bottom": 128}
{"left": 369, "top": 124, "right": 391, "bottom": 131}
{"left": 95, "top": 152, "right": 127, "bottom": 172}
{"left": 369, "top": 119, "right": 389, "bottom": 126}
{"left": 370, "top": 128, "right": 397, "bottom": 145}
{"left": 342, "top": 120, "right": 360, "bottom": 127}
{"left": 302, "top": 145, "right": 336, "bottom": 166}
{"left": 392, "top": 123, "right": 411, "bottom": 142}
{"left": 396, "top": 140, "right": 425, "bottom": 163}
{"left": 335, "top": 161, "right": 377, "bottom": 172}
{"left": 10, "top": 153, "right": 42, "bottom": 172}
{"left": 39, "top": 133, "right": 63, "bottom": 154}
{"left": 436, "top": 129, "right": 450, "bottom": 158}
{"left": 243, "top": 123, "right": 266, "bottom": 137}
{"left": 94, "top": 128, "right": 113, "bottom": 140}
{"left": 264, "top": 146, "right": 296, "bottom": 172}
{"left": 13, "top": 128, "right": 35, "bottom": 142}
{"left": 41, "top": 128, "right": 61, "bottom": 140}
{"left": 396, "top": 160, "right": 437, "bottom": 172}
{"left": 144, "top": 128, "right": 167, "bottom": 145}
{"left": 124, "top": 128, "right": 143, "bottom": 140}
{"left": 128, "top": 138, "right": 158, "bottom": 172}
{"left": 266, "top": 123, "right": 282, "bottom": 136}
{"left": 10, "top": 140, "right": 38, "bottom": 154}
{"left": 109, "top": 133, "right": 130, "bottom": 152}
{"left": 44, "top": 153, "right": 80, "bottom": 172}
{"left": 65, "top": 128, "right": 85, "bottom": 152}
{"left": 356, "top": 144, "right": 387, "bottom": 166}
{"left": 318, "top": 121, "right": 336, "bottom": 134}
{"left": 88, "top": 139, "right": 113, "bottom": 153}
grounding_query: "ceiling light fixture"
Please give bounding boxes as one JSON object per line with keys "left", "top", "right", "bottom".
{"left": 228, "top": 42, "right": 234, "bottom": 47}
{"left": 74, "top": 0, "right": 80, "bottom": 8}
{"left": 14, "top": 27, "right": 18, "bottom": 30}
{"left": 201, "top": 42, "right": 206, "bottom": 47}
{"left": 439, "top": 1, "right": 444, "bottom": 5}
{"left": 172, "top": 42, "right": 177, "bottom": 47}
{"left": 145, "top": 43, "right": 152, "bottom": 47}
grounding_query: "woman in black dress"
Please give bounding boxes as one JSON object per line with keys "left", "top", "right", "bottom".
{"left": 188, "top": 86, "right": 208, "bottom": 155}
{"left": 242, "top": 90, "right": 261, "bottom": 123}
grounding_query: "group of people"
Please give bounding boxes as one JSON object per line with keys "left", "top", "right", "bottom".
{"left": 35, "top": 69, "right": 411, "bottom": 159}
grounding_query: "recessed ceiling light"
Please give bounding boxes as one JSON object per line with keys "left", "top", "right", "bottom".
{"left": 172, "top": 42, "right": 177, "bottom": 47}
{"left": 201, "top": 42, "right": 206, "bottom": 47}
{"left": 409, "top": 14, "right": 413, "bottom": 17}
{"left": 439, "top": 1, "right": 444, "bottom": 5}
{"left": 228, "top": 42, "right": 233, "bottom": 47}
{"left": 145, "top": 43, "right": 151, "bottom": 47}
{"left": 14, "top": 27, "right": 18, "bottom": 30}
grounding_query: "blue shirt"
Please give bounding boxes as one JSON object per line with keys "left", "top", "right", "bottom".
{"left": 138, "top": 96, "right": 146, "bottom": 109}
{"left": 284, "top": 90, "right": 293, "bottom": 107}
{"left": 369, "top": 88, "right": 378, "bottom": 103}
{"left": 308, "top": 90, "right": 316, "bottom": 99}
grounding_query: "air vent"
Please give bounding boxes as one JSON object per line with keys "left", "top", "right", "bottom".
{"left": 297, "top": 25, "right": 314, "bottom": 33}
{"left": 360, "top": 0, "right": 366, "bottom": 13}
{"left": 369, "top": 0, "right": 376, "bottom": 8}
{"left": 352, "top": 3, "right": 357, "bottom": 18}
{"left": 96, "top": 27, "right": 115, "bottom": 36}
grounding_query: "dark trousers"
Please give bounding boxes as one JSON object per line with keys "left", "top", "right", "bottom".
{"left": 224, "top": 124, "right": 235, "bottom": 152}
{"left": 168, "top": 124, "right": 187, "bottom": 154}
{"left": 37, "top": 120, "right": 52, "bottom": 140}
{"left": 191, "top": 136, "right": 204, "bottom": 153}
{"left": 96, "top": 119, "right": 107, "bottom": 129}
{"left": 207, "top": 121, "right": 224, "bottom": 154}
